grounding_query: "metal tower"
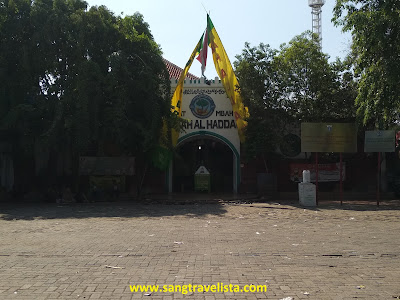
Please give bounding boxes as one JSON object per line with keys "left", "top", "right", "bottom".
{"left": 308, "top": 0, "right": 325, "bottom": 46}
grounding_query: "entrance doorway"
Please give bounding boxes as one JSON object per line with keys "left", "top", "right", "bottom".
{"left": 173, "top": 138, "right": 233, "bottom": 193}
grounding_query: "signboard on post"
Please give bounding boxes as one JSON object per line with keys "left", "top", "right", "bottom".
{"left": 301, "top": 123, "right": 357, "bottom": 153}
{"left": 301, "top": 123, "right": 356, "bottom": 206}
{"left": 79, "top": 157, "right": 135, "bottom": 176}
{"left": 364, "top": 130, "right": 395, "bottom": 152}
{"left": 364, "top": 130, "right": 395, "bottom": 207}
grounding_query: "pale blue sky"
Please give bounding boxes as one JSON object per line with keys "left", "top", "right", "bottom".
{"left": 85, "top": 0, "right": 351, "bottom": 79}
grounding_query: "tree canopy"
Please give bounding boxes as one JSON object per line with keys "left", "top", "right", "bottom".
{"left": 333, "top": 0, "right": 400, "bottom": 128}
{"left": 0, "top": 0, "right": 171, "bottom": 189}
{"left": 235, "top": 32, "right": 357, "bottom": 159}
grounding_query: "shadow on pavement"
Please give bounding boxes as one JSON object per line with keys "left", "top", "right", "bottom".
{"left": 0, "top": 201, "right": 228, "bottom": 221}
{"left": 2, "top": 195, "right": 400, "bottom": 221}
{"left": 273, "top": 198, "right": 400, "bottom": 212}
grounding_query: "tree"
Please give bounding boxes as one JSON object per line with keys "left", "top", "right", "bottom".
{"left": 0, "top": 0, "right": 171, "bottom": 193}
{"left": 333, "top": 0, "right": 400, "bottom": 128}
{"left": 273, "top": 32, "right": 355, "bottom": 122}
{"left": 235, "top": 32, "right": 356, "bottom": 162}
{"left": 234, "top": 42, "right": 282, "bottom": 161}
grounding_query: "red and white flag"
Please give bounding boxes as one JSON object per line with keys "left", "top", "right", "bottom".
{"left": 196, "top": 28, "right": 208, "bottom": 77}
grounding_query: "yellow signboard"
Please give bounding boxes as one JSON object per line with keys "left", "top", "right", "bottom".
{"left": 301, "top": 123, "right": 357, "bottom": 153}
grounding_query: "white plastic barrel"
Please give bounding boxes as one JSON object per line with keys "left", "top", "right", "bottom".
{"left": 302, "top": 170, "right": 311, "bottom": 183}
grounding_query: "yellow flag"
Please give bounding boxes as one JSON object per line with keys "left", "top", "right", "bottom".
{"left": 171, "top": 34, "right": 203, "bottom": 117}
{"left": 169, "top": 34, "right": 203, "bottom": 145}
{"left": 207, "top": 15, "right": 249, "bottom": 142}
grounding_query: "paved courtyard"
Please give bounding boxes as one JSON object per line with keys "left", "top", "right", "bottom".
{"left": 0, "top": 199, "right": 399, "bottom": 300}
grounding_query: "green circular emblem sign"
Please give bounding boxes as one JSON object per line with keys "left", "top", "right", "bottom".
{"left": 189, "top": 94, "right": 216, "bottom": 119}
{"left": 280, "top": 134, "right": 301, "bottom": 157}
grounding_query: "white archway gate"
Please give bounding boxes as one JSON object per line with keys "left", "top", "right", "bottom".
{"left": 167, "top": 78, "right": 241, "bottom": 194}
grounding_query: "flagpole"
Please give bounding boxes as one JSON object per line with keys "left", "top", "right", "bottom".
{"left": 201, "top": 3, "right": 209, "bottom": 14}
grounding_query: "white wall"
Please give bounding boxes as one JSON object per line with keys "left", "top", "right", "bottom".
{"left": 170, "top": 77, "right": 241, "bottom": 193}
{"left": 173, "top": 77, "right": 240, "bottom": 153}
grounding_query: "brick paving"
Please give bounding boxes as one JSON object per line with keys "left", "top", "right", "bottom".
{"left": 0, "top": 199, "right": 399, "bottom": 300}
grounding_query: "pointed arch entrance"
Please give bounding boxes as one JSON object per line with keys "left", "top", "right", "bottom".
{"left": 167, "top": 131, "right": 240, "bottom": 194}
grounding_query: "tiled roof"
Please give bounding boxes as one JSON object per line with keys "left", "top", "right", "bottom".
{"left": 163, "top": 58, "right": 200, "bottom": 80}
